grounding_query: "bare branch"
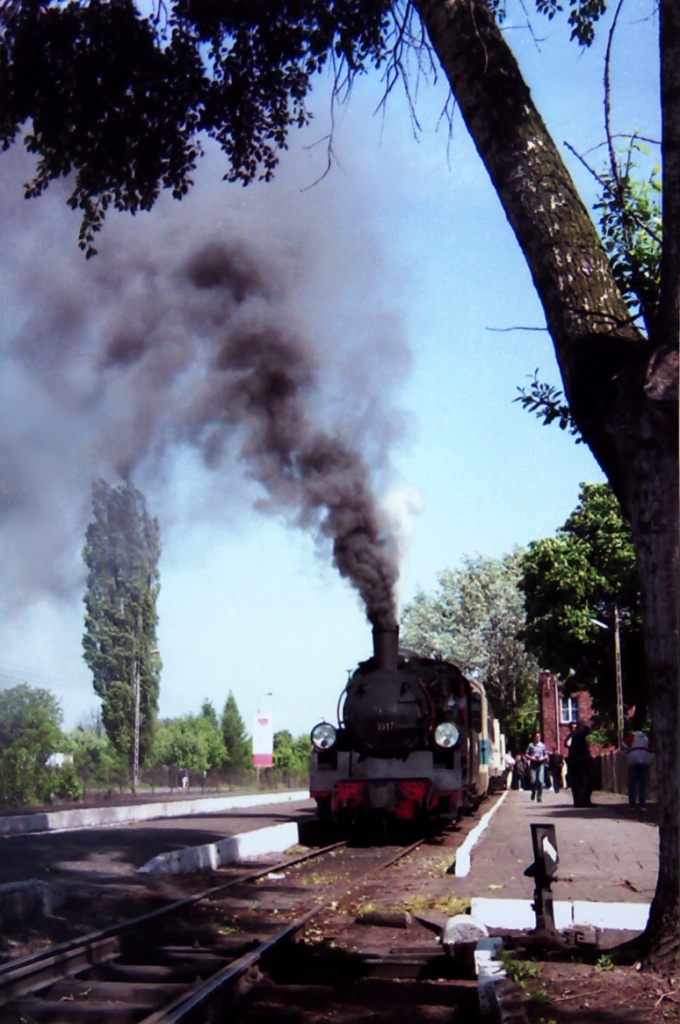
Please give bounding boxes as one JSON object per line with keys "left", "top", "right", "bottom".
{"left": 486, "top": 325, "right": 549, "bottom": 332}
{"left": 604, "top": 0, "right": 626, "bottom": 186}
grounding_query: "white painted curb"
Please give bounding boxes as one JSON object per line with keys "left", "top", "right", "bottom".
{"left": 470, "top": 896, "right": 651, "bottom": 932}
{"left": 455, "top": 792, "right": 508, "bottom": 877}
{"left": 0, "top": 791, "right": 310, "bottom": 836}
{"left": 138, "top": 821, "right": 301, "bottom": 874}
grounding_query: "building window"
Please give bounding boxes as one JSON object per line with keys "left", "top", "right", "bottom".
{"left": 560, "top": 696, "right": 579, "bottom": 723}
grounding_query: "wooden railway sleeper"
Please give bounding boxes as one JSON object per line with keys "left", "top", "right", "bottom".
{"left": 0, "top": 839, "right": 428, "bottom": 1024}
{"left": 0, "top": 936, "right": 122, "bottom": 1009}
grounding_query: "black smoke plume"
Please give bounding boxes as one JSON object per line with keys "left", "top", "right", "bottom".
{"left": 173, "top": 242, "right": 400, "bottom": 627}
{"left": 0, "top": 154, "right": 407, "bottom": 626}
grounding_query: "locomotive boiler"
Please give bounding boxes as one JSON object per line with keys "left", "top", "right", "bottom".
{"left": 309, "top": 625, "right": 471, "bottom": 826}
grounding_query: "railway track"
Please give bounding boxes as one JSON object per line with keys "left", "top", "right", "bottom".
{"left": 0, "top": 835, "right": 484, "bottom": 1024}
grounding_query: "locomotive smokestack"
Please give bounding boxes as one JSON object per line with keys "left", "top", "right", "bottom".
{"left": 372, "top": 624, "right": 399, "bottom": 672}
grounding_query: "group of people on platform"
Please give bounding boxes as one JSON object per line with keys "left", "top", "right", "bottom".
{"left": 504, "top": 716, "right": 653, "bottom": 810}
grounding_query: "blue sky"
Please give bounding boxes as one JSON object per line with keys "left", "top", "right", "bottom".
{"left": 0, "top": 1, "right": 660, "bottom": 739}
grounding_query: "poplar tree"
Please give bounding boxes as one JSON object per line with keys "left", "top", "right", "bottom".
{"left": 82, "top": 479, "right": 161, "bottom": 773}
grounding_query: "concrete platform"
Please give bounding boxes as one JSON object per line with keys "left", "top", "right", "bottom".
{"left": 0, "top": 793, "right": 314, "bottom": 928}
{"left": 0, "top": 790, "right": 310, "bottom": 836}
{"left": 138, "top": 821, "right": 303, "bottom": 874}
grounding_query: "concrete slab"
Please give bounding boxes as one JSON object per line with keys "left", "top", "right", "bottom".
{"left": 0, "top": 791, "right": 310, "bottom": 836}
{"left": 138, "top": 821, "right": 301, "bottom": 874}
{"left": 470, "top": 896, "right": 651, "bottom": 932}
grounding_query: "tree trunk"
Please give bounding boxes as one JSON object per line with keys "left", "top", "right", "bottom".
{"left": 413, "top": 0, "right": 679, "bottom": 959}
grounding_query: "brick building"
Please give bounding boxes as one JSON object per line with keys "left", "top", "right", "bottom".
{"left": 538, "top": 670, "right": 597, "bottom": 755}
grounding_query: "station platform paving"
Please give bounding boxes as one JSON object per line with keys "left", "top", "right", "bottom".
{"left": 450, "top": 786, "right": 658, "bottom": 935}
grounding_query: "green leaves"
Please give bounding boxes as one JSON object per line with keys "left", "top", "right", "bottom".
{"left": 0, "top": 685, "right": 64, "bottom": 805}
{"left": 566, "top": 0, "right": 607, "bottom": 46}
{"left": 82, "top": 480, "right": 161, "bottom": 769}
{"left": 0, "top": 0, "right": 392, "bottom": 251}
{"left": 400, "top": 551, "right": 539, "bottom": 745}
{"left": 150, "top": 713, "right": 226, "bottom": 773}
{"left": 2, "top": 0, "right": 207, "bottom": 254}
{"left": 515, "top": 371, "right": 583, "bottom": 442}
{"left": 221, "top": 691, "right": 252, "bottom": 772}
{"left": 519, "top": 483, "right": 645, "bottom": 729}
{"left": 273, "top": 729, "right": 311, "bottom": 777}
{"left": 594, "top": 140, "right": 662, "bottom": 335}
{"left": 516, "top": 136, "right": 662, "bottom": 439}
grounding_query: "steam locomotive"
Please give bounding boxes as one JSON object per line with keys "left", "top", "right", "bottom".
{"left": 309, "top": 625, "right": 505, "bottom": 827}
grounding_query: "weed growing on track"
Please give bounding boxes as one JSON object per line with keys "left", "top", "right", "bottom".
{"left": 402, "top": 894, "right": 471, "bottom": 916}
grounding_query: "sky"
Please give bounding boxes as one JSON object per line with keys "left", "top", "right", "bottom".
{"left": 0, "top": 1, "right": 660, "bottom": 741}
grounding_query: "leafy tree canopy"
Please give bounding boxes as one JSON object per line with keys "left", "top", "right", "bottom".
{"left": 0, "top": 684, "right": 64, "bottom": 805}
{"left": 149, "top": 713, "right": 226, "bottom": 773}
{"left": 593, "top": 139, "right": 662, "bottom": 336}
{"left": 200, "top": 698, "right": 219, "bottom": 729}
{"left": 400, "top": 551, "right": 539, "bottom": 747}
{"left": 0, "top": 0, "right": 614, "bottom": 255}
{"left": 65, "top": 725, "right": 128, "bottom": 796}
{"left": 273, "top": 729, "right": 311, "bottom": 778}
{"left": 519, "top": 482, "right": 645, "bottom": 729}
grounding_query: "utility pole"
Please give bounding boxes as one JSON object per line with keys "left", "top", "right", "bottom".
{"left": 133, "top": 656, "right": 141, "bottom": 794}
{"left": 133, "top": 640, "right": 159, "bottom": 794}
{"left": 613, "top": 604, "right": 625, "bottom": 747}
{"left": 591, "top": 606, "right": 625, "bottom": 746}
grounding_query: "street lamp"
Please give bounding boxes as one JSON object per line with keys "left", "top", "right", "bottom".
{"left": 257, "top": 691, "right": 273, "bottom": 713}
{"left": 591, "top": 605, "right": 624, "bottom": 746}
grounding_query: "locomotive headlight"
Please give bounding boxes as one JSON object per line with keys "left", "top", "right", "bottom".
{"left": 311, "top": 722, "right": 337, "bottom": 751}
{"left": 434, "top": 722, "right": 460, "bottom": 749}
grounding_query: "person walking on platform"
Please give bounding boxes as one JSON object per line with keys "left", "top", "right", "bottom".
{"left": 504, "top": 750, "right": 516, "bottom": 789}
{"left": 566, "top": 720, "right": 593, "bottom": 807}
{"left": 526, "top": 730, "right": 549, "bottom": 802}
{"left": 511, "top": 753, "right": 526, "bottom": 790}
{"left": 548, "top": 746, "right": 564, "bottom": 792}
{"left": 621, "top": 718, "right": 654, "bottom": 810}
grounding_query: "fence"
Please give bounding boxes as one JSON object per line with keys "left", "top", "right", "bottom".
{"left": 596, "top": 749, "right": 657, "bottom": 798}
